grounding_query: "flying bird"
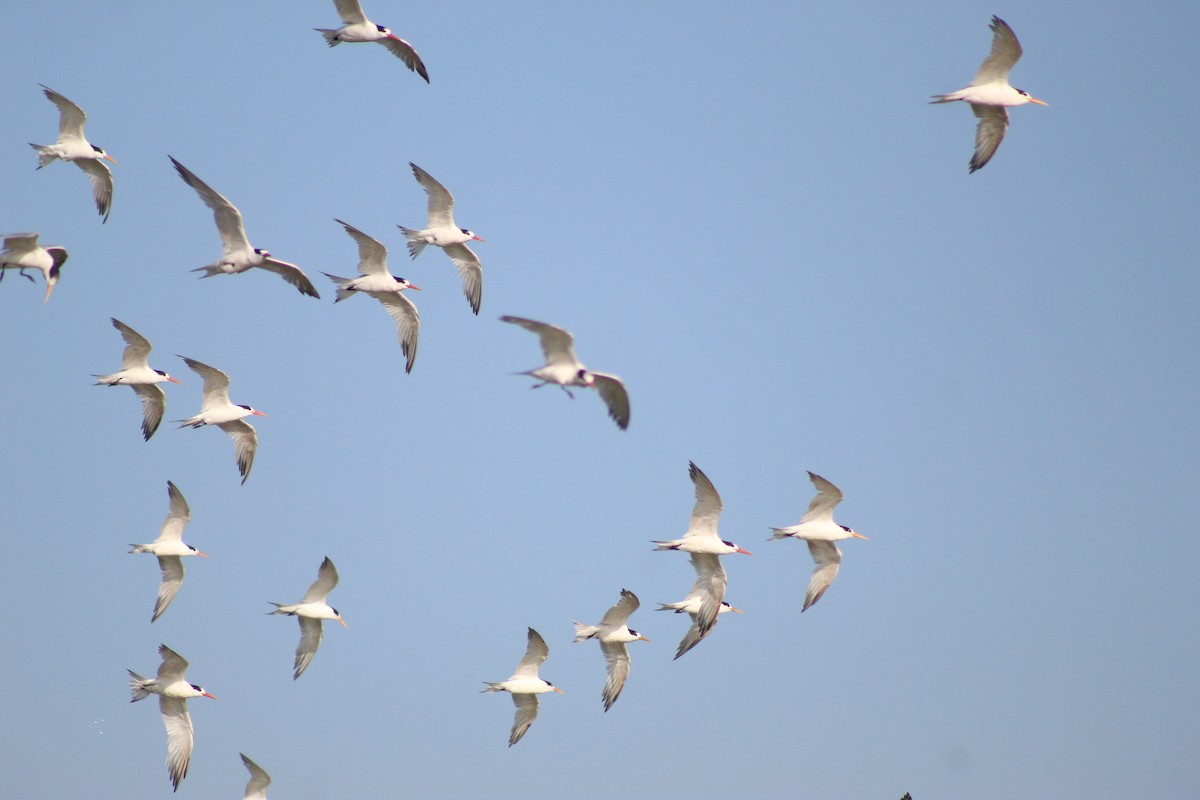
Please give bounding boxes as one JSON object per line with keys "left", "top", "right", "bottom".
{"left": 499, "top": 315, "right": 631, "bottom": 430}
{"left": 653, "top": 463, "right": 750, "bottom": 638}
{"left": 169, "top": 156, "right": 319, "bottom": 297}
{"left": 768, "top": 471, "right": 868, "bottom": 611}
{"left": 129, "top": 481, "right": 207, "bottom": 622}
{"left": 323, "top": 219, "right": 421, "bottom": 373}
{"left": 239, "top": 754, "right": 271, "bottom": 800}
{"left": 572, "top": 589, "right": 650, "bottom": 711}
{"left": 175, "top": 356, "right": 266, "bottom": 484}
{"left": 29, "top": 85, "right": 116, "bottom": 222}
{"left": 268, "top": 556, "right": 347, "bottom": 679}
{"left": 398, "top": 162, "right": 483, "bottom": 314}
{"left": 93, "top": 318, "right": 180, "bottom": 440}
{"left": 931, "top": 16, "right": 1047, "bottom": 172}
{"left": 0, "top": 232, "right": 68, "bottom": 302}
{"left": 128, "top": 644, "right": 214, "bottom": 792}
{"left": 482, "top": 627, "right": 563, "bottom": 747}
{"left": 658, "top": 554, "right": 743, "bottom": 660}
{"left": 315, "top": 0, "right": 429, "bottom": 81}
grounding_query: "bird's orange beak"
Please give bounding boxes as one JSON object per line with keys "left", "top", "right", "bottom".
{"left": 1028, "top": 97, "right": 1048, "bottom": 106}
{"left": 552, "top": 687, "right": 564, "bottom": 694}
{"left": 338, "top": 617, "right": 348, "bottom": 628}
{"left": 202, "top": 691, "right": 216, "bottom": 699}
{"left": 851, "top": 532, "right": 869, "bottom": 540}
{"left": 728, "top": 606, "right": 744, "bottom": 613}
{"left": 408, "top": 283, "right": 422, "bottom": 291}
{"left": 251, "top": 410, "right": 268, "bottom": 417}
{"left": 471, "top": 234, "right": 485, "bottom": 242}
{"left": 104, "top": 154, "right": 119, "bottom": 164}
{"left": 167, "top": 377, "right": 181, "bottom": 384}
{"left": 196, "top": 551, "right": 210, "bottom": 558}
{"left": 735, "top": 546, "right": 752, "bottom": 555}
{"left": 637, "top": 635, "right": 652, "bottom": 643}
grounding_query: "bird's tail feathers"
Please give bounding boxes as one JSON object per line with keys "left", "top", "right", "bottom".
{"left": 481, "top": 682, "right": 505, "bottom": 693}
{"left": 28, "top": 143, "right": 56, "bottom": 168}
{"left": 320, "top": 274, "right": 356, "bottom": 303}
{"left": 314, "top": 28, "right": 340, "bottom": 46}
{"left": 191, "top": 265, "right": 222, "bottom": 278}
{"left": 929, "top": 90, "right": 966, "bottom": 104}
{"left": 651, "top": 540, "right": 680, "bottom": 551}
{"left": 129, "top": 544, "right": 152, "bottom": 554}
{"left": 267, "top": 603, "right": 296, "bottom": 616}
{"left": 396, "top": 226, "right": 428, "bottom": 259}
{"left": 656, "top": 602, "right": 685, "bottom": 613}
{"left": 572, "top": 621, "right": 598, "bottom": 642}
{"left": 768, "top": 527, "right": 798, "bottom": 541}
{"left": 127, "top": 670, "right": 153, "bottom": 702}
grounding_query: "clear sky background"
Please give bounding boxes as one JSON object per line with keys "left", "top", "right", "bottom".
{"left": 1, "top": 2, "right": 1196, "bottom": 798}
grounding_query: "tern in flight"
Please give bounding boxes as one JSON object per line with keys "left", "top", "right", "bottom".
{"left": 175, "top": 356, "right": 266, "bottom": 484}
{"left": 658, "top": 554, "right": 743, "bottom": 660}
{"left": 500, "top": 315, "right": 631, "bottom": 430}
{"left": 653, "top": 463, "right": 750, "bottom": 640}
{"left": 768, "top": 471, "right": 868, "bottom": 612}
{"left": 29, "top": 85, "right": 116, "bottom": 222}
{"left": 0, "top": 232, "right": 68, "bottom": 302}
{"left": 128, "top": 644, "right": 214, "bottom": 792}
{"left": 93, "top": 318, "right": 180, "bottom": 440}
{"left": 323, "top": 219, "right": 421, "bottom": 373}
{"left": 398, "top": 162, "right": 484, "bottom": 314}
{"left": 315, "top": 0, "right": 429, "bottom": 81}
{"left": 573, "top": 589, "right": 650, "bottom": 711}
{"left": 268, "top": 556, "right": 347, "bottom": 679}
{"left": 931, "top": 16, "right": 1047, "bottom": 172}
{"left": 482, "top": 627, "right": 563, "bottom": 747}
{"left": 169, "top": 156, "right": 319, "bottom": 297}
{"left": 129, "top": 481, "right": 207, "bottom": 622}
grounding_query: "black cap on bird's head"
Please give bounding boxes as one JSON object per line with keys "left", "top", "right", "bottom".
{"left": 90, "top": 144, "right": 118, "bottom": 163}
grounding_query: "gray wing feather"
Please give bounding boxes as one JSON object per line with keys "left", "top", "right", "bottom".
{"left": 508, "top": 693, "right": 539, "bottom": 747}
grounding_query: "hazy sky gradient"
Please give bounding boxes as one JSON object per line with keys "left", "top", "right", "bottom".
{"left": 1, "top": 2, "right": 1196, "bottom": 798}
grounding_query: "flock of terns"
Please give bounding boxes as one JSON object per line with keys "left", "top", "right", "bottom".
{"left": 2, "top": 4, "right": 1047, "bottom": 795}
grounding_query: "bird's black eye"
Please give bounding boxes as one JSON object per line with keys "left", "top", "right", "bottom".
{"left": 839, "top": 525, "right": 851, "bottom": 532}
{"left": 190, "top": 684, "right": 202, "bottom": 692}
{"left": 577, "top": 368, "right": 587, "bottom": 378}
{"left": 460, "top": 228, "right": 470, "bottom": 235}
{"left": 155, "top": 369, "right": 168, "bottom": 376}
{"left": 238, "top": 404, "right": 252, "bottom": 411}
{"left": 1017, "top": 88, "right": 1029, "bottom": 96}
{"left": 377, "top": 24, "right": 388, "bottom": 33}
{"left": 254, "top": 248, "right": 265, "bottom": 255}
{"left": 188, "top": 545, "right": 197, "bottom": 552}
{"left": 92, "top": 145, "right": 104, "bottom": 153}
{"left": 722, "top": 539, "right": 734, "bottom": 547}
{"left": 332, "top": 607, "right": 340, "bottom": 615}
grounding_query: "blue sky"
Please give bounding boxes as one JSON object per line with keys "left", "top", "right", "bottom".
{"left": 1, "top": 2, "right": 1197, "bottom": 798}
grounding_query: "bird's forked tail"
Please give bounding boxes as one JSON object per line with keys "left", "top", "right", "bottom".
{"left": 396, "top": 226, "right": 428, "bottom": 260}
{"left": 572, "top": 621, "right": 599, "bottom": 642}
{"left": 127, "top": 670, "right": 153, "bottom": 702}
